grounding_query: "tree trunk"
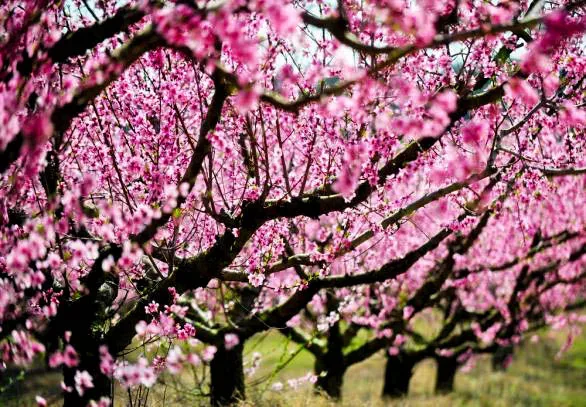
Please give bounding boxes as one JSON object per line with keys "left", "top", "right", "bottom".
{"left": 314, "top": 360, "right": 346, "bottom": 399}
{"left": 492, "top": 345, "right": 514, "bottom": 371}
{"left": 381, "top": 353, "right": 415, "bottom": 398}
{"left": 210, "top": 343, "right": 245, "bottom": 406}
{"left": 62, "top": 345, "right": 112, "bottom": 406}
{"left": 55, "top": 264, "right": 119, "bottom": 406}
{"left": 314, "top": 292, "right": 346, "bottom": 400}
{"left": 435, "top": 356, "right": 458, "bottom": 394}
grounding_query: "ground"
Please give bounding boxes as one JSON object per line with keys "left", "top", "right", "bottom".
{"left": 2, "top": 329, "right": 586, "bottom": 406}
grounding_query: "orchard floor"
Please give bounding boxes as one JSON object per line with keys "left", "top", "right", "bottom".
{"left": 3, "top": 329, "right": 586, "bottom": 406}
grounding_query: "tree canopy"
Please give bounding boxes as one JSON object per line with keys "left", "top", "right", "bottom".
{"left": 0, "top": 0, "right": 585, "bottom": 406}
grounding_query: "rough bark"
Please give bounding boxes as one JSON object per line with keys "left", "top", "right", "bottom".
{"left": 314, "top": 292, "right": 346, "bottom": 399}
{"left": 62, "top": 343, "right": 112, "bottom": 406}
{"left": 314, "top": 364, "right": 346, "bottom": 400}
{"left": 381, "top": 352, "right": 416, "bottom": 398}
{"left": 210, "top": 343, "right": 245, "bottom": 406}
{"left": 435, "top": 356, "right": 458, "bottom": 394}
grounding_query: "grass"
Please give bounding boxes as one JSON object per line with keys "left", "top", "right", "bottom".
{"left": 2, "top": 329, "right": 586, "bottom": 406}
{"left": 248, "top": 333, "right": 586, "bottom": 407}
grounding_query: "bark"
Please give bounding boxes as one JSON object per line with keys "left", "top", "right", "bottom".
{"left": 435, "top": 356, "right": 458, "bottom": 394}
{"left": 492, "top": 345, "right": 514, "bottom": 371}
{"left": 56, "top": 280, "right": 116, "bottom": 406}
{"left": 315, "top": 366, "right": 346, "bottom": 400}
{"left": 210, "top": 343, "right": 245, "bottom": 406}
{"left": 314, "top": 293, "right": 346, "bottom": 399}
{"left": 381, "top": 353, "right": 416, "bottom": 398}
{"left": 62, "top": 344, "right": 112, "bottom": 406}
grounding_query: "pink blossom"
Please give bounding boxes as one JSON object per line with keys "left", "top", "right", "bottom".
{"left": 224, "top": 333, "right": 240, "bottom": 350}
{"left": 504, "top": 79, "right": 539, "bottom": 106}
{"left": 402, "top": 306, "right": 415, "bottom": 320}
{"left": 248, "top": 272, "right": 265, "bottom": 287}
{"left": 62, "top": 345, "right": 79, "bottom": 367}
{"left": 234, "top": 87, "right": 260, "bottom": 114}
{"left": 559, "top": 102, "right": 586, "bottom": 127}
{"left": 202, "top": 346, "right": 217, "bottom": 362}
{"left": 187, "top": 353, "right": 201, "bottom": 366}
{"left": 541, "top": 11, "right": 586, "bottom": 52}
{"left": 263, "top": 0, "right": 301, "bottom": 36}
{"left": 333, "top": 142, "right": 369, "bottom": 200}
{"left": 74, "top": 370, "right": 94, "bottom": 396}
{"left": 88, "top": 398, "right": 111, "bottom": 407}
{"left": 22, "top": 114, "right": 53, "bottom": 145}
{"left": 166, "top": 346, "right": 184, "bottom": 374}
{"left": 99, "top": 346, "right": 114, "bottom": 376}
{"left": 461, "top": 120, "right": 489, "bottom": 146}
{"left": 433, "top": 90, "right": 458, "bottom": 113}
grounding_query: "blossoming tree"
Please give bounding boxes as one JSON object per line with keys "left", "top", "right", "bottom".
{"left": 1, "top": 0, "right": 585, "bottom": 406}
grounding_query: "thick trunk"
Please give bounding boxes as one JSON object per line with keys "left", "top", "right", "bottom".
{"left": 314, "top": 360, "right": 346, "bottom": 399}
{"left": 435, "top": 356, "right": 458, "bottom": 394}
{"left": 491, "top": 345, "right": 514, "bottom": 371}
{"left": 210, "top": 343, "right": 245, "bottom": 406}
{"left": 52, "top": 265, "right": 119, "bottom": 406}
{"left": 382, "top": 353, "right": 415, "bottom": 398}
{"left": 62, "top": 345, "right": 112, "bottom": 406}
{"left": 314, "top": 293, "right": 346, "bottom": 400}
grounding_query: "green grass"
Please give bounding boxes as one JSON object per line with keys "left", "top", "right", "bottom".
{"left": 238, "top": 329, "right": 586, "bottom": 407}
{"left": 2, "top": 329, "right": 586, "bottom": 406}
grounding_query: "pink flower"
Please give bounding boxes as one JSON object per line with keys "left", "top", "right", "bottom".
{"left": 113, "top": 358, "right": 157, "bottom": 388}
{"left": 166, "top": 346, "right": 184, "bottom": 374}
{"left": 522, "top": 12, "right": 585, "bottom": 73}
{"left": 560, "top": 102, "right": 586, "bottom": 127}
{"left": 49, "top": 351, "right": 64, "bottom": 368}
{"left": 22, "top": 114, "right": 54, "bottom": 146}
{"left": 61, "top": 381, "right": 73, "bottom": 393}
{"left": 428, "top": 90, "right": 459, "bottom": 129}
{"left": 145, "top": 301, "right": 159, "bottom": 314}
{"left": 88, "top": 397, "right": 111, "bottom": 407}
{"left": 393, "top": 334, "right": 406, "bottom": 346}
{"left": 402, "top": 306, "right": 415, "bottom": 320}
{"left": 135, "top": 320, "right": 148, "bottom": 337}
{"left": 248, "top": 272, "right": 265, "bottom": 287}
{"left": 530, "top": 335, "right": 539, "bottom": 343}
{"left": 543, "top": 73, "right": 560, "bottom": 98}
{"left": 461, "top": 120, "right": 489, "bottom": 146}
{"left": 504, "top": 78, "right": 539, "bottom": 106}
{"left": 187, "top": 353, "right": 201, "bottom": 366}
{"left": 264, "top": 0, "right": 301, "bottom": 36}
{"left": 487, "top": 3, "right": 517, "bottom": 24}
{"left": 62, "top": 345, "right": 79, "bottom": 367}
{"left": 541, "top": 11, "right": 586, "bottom": 52}
{"left": 333, "top": 142, "right": 369, "bottom": 200}
{"left": 436, "top": 349, "right": 454, "bottom": 357}
{"left": 224, "top": 333, "right": 240, "bottom": 350}
{"left": 520, "top": 48, "right": 552, "bottom": 74}
{"left": 74, "top": 370, "right": 94, "bottom": 396}
{"left": 99, "top": 346, "right": 114, "bottom": 376}
{"left": 233, "top": 87, "right": 260, "bottom": 114}
{"left": 178, "top": 323, "right": 196, "bottom": 340}
{"left": 35, "top": 396, "right": 47, "bottom": 407}
{"left": 433, "top": 89, "right": 458, "bottom": 113}
{"left": 202, "top": 345, "right": 217, "bottom": 362}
